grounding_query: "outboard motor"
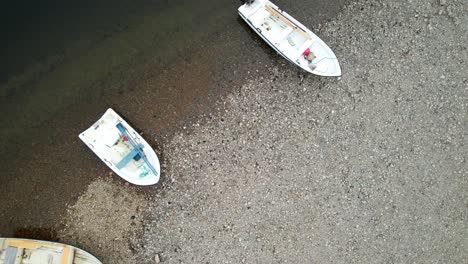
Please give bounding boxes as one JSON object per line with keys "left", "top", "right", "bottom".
{"left": 245, "top": 0, "right": 255, "bottom": 5}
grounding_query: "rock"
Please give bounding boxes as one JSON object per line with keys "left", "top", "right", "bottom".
{"left": 154, "top": 254, "right": 161, "bottom": 263}
{"left": 439, "top": 0, "right": 446, "bottom": 5}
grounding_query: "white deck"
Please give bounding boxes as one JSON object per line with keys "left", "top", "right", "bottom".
{"left": 239, "top": 0, "right": 341, "bottom": 76}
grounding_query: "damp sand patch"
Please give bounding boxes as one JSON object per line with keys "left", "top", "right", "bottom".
{"left": 58, "top": 177, "right": 146, "bottom": 263}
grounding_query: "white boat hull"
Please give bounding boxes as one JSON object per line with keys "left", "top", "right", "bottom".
{"left": 239, "top": 0, "right": 341, "bottom": 76}
{"left": 79, "top": 108, "right": 160, "bottom": 185}
{"left": 0, "top": 238, "right": 102, "bottom": 264}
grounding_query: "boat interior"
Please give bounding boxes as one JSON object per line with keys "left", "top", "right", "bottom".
{"left": 241, "top": 1, "right": 340, "bottom": 75}
{"left": 89, "top": 119, "right": 151, "bottom": 177}
{"left": 247, "top": 4, "right": 312, "bottom": 59}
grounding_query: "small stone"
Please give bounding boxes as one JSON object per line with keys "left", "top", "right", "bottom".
{"left": 439, "top": 0, "right": 446, "bottom": 5}
{"left": 154, "top": 254, "right": 161, "bottom": 263}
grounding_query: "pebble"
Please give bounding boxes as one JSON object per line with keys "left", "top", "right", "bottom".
{"left": 154, "top": 254, "right": 161, "bottom": 263}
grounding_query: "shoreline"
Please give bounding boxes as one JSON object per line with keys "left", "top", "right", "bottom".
{"left": 3, "top": 0, "right": 466, "bottom": 263}
{"left": 0, "top": 0, "right": 351, "bottom": 238}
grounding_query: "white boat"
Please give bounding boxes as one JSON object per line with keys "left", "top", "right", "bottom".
{"left": 238, "top": 0, "right": 341, "bottom": 76}
{"left": 79, "top": 108, "right": 160, "bottom": 185}
{"left": 0, "top": 238, "right": 102, "bottom": 264}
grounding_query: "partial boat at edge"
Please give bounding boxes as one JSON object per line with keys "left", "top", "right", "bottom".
{"left": 0, "top": 238, "right": 102, "bottom": 264}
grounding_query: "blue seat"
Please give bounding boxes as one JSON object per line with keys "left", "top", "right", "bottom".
{"left": 116, "top": 122, "right": 158, "bottom": 176}
{"left": 5, "top": 247, "right": 17, "bottom": 264}
{"left": 116, "top": 144, "right": 143, "bottom": 170}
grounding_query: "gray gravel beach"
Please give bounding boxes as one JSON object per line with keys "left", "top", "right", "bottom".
{"left": 132, "top": 0, "right": 467, "bottom": 263}
{"left": 6, "top": 0, "right": 467, "bottom": 263}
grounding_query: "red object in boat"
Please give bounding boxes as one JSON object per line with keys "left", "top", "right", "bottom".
{"left": 303, "top": 48, "right": 311, "bottom": 56}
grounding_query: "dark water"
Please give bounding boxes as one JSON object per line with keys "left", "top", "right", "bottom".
{"left": 1, "top": 0, "right": 241, "bottom": 154}
{"left": 0, "top": 0, "right": 349, "bottom": 236}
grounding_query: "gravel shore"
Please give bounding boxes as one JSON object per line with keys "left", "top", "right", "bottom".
{"left": 58, "top": 178, "right": 147, "bottom": 263}
{"left": 59, "top": 0, "right": 467, "bottom": 263}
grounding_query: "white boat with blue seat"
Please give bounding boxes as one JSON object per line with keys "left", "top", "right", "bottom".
{"left": 239, "top": 0, "right": 341, "bottom": 76}
{"left": 79, "top": 108, "right": 160, "bottom": 185}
